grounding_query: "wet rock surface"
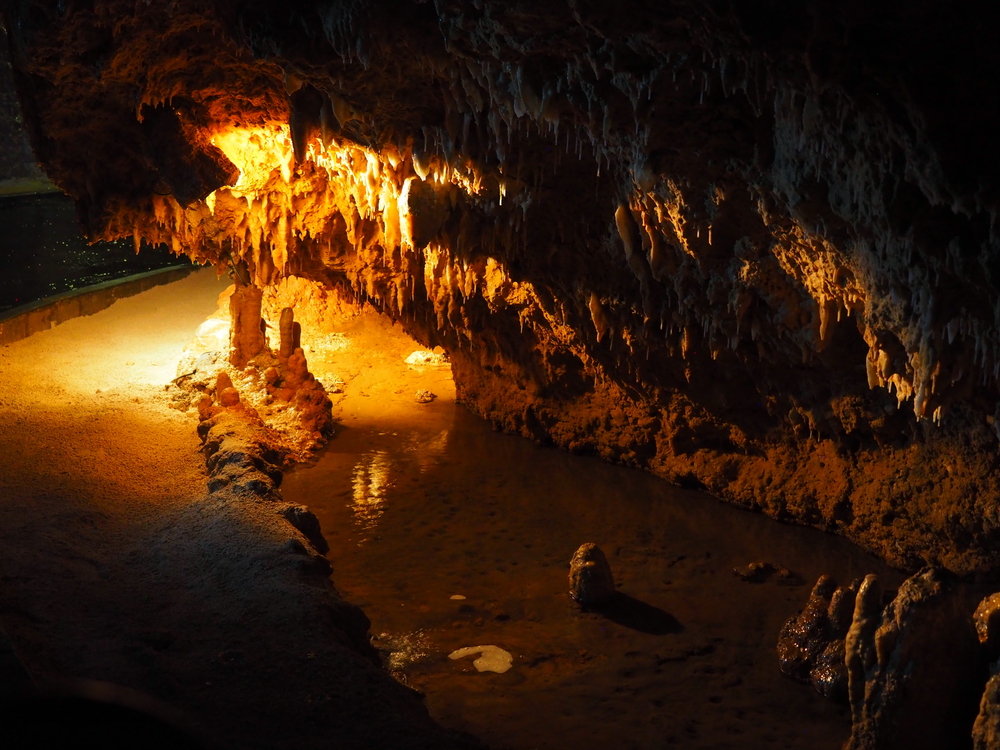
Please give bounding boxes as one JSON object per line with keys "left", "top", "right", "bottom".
{"left": 568, "top": 542, "right": 617, "bottom": 610}
{"left": 778, "top": 575, "right": 857, "bottom": 702}
{"left": 845, "top": 567, "right": 983, "bottom": 750}
{"left": 974, "top": 671, "right": 1000, "bottom": 750}
{"left": 976, "top": 593, "right": 1000, "bottom": 658}
{"left": 973, "top": 592, "right": 1000, "bottom": 750}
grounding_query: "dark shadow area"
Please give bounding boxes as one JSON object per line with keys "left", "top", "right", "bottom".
{"left": 0, "top": 193, "right": 185, "bottom": 312}
{"left": 597, "top": 592, "right": 683, "bottom": 635}
{"left": 0, "top": 686, "right": 205, "bottom": 749}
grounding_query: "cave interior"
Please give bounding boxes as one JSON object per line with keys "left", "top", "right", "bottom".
{"left": 4, "top": 1, "right": 1000, "bottom": 748}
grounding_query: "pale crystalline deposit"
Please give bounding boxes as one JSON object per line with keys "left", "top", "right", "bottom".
{"left": 448, "top": 645, "right": 514, "bottom": 674}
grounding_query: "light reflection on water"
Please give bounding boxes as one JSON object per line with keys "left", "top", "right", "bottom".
{"left": 349, "top": 429, "right": 451, "bottom": 540}
{"left": 350, "top": 450, "right": 392, "bottom": 539}
{"left": 405, "top": 429, "right": 449, "bottom": 473}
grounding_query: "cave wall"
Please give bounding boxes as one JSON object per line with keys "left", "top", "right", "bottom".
{"left": 5, "top": 0, "right": 1000, "bottom": 573}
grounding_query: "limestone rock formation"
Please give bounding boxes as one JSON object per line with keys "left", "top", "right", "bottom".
{"left": 974, "top": 671, "right": 1000, "bottom": 750}
{"left": 6, "top": 1, "right": 1000, "bottom": 572}
{"left": 976, "top": 593, "right": 1000, "bottom": 658}
{"left": 972, "top": 593, "right": 1000, "bottom": 750}
{"left": 173, "top": 287, "right": 335, "bottom": 459}
{"left": 229, "top": 280, "right": 266, "bottom": 369}
{"left": 569, "top": 543, "right": 616, "bottom": 610}
{"left": 777, "top": 575, "right": 857, "bottom": 702}
{"left": 845, "top": 567, "right": 983, "bottom": 750}
{"left": 278, "top": 306, "right": 301, "bottom": 360}
{"left": 845, "top": 574, "right": 884, "bottom": 724}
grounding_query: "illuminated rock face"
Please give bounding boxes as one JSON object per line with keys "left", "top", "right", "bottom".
{"left": 6, "top": 1, "right": 1000, "bottom": 572}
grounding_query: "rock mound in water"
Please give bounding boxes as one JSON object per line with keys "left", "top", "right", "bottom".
{"left": 569, "top": 543, "right": 616, "bottom": 610}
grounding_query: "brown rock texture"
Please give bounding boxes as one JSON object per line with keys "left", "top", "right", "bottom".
{"left": 974, "top": 672, "right": 1000, "bottom": 750}
{"left": 778, "top": 574, "right": 858, "bottom": 702}
{"left": 6, "top": 1, "right": 1000, "bottom": 571}
{"left": 568, "top": 542, "right": 616, "bottom": 609}
{"left": 846, "top": 574, "right": 884, "bottom": 725}
{"left": 846, "top": 567, "right": 983, "bottom": 750}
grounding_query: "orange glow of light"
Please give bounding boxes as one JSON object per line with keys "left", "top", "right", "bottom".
{"left": 136, "top": 121, "right": 511, "bottom": 321}
{"left": 208, "top": 124, "right": 485, "bottom": 219}
{"left": 211, "top": 127, "right": 295, "bottom": 194}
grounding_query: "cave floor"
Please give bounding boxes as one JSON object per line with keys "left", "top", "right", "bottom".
{"left": 0, "top": 269, "right": 481, "bottom": 750}
{"left": 283, "top": 313, "right": 907, "bottom": 750}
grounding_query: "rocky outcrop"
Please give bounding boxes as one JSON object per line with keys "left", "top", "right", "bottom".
{"left": 972, "top": 594, "right": 1000, "bottom": 750}
{"left": 845, "top": 568, "right": 983, "bottom": 750}
{"left": 6, "top": 1, "right": 1000, "bottom": 571}
{"left": 568, "top": 542, "right": 616, "bottom": 610}
{"left": 974, "top": 673, "right": 1000, "bottom": 750}
{"left": 777, "top": 575, "right": 858, "bottom": 702}
{"left": 176, "top": 282, "right": 335, "bottom": 458}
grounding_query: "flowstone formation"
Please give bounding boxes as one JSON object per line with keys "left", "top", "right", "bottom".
{"left": 973, "top": 594, "right": 1000, "bottom": 750}
{"left": 781, "top": 568, "right": 992, "bottom": 749}
{"left": 7, "top": 1, "right": 1000, "bottom": 571}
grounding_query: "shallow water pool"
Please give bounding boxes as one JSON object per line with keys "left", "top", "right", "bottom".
{"left": 282, "top": 347, "right": 904, "bottom": 750}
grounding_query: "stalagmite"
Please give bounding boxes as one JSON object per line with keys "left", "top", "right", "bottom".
{"left": 229, "top": 278, "right": 267, "bottom": 369}
{"left": 845, "top": 574, "right": 882, "bottom": 724}
{"left": 279, "top": 307, "right": 296, "bottom": 359}
{"left": 845, "top": 569, "right": 981, "bottom": 750}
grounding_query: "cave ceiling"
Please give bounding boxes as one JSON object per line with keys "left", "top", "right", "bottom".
{"left": 5, "top": 0, "right": 1000, "bottom": 573}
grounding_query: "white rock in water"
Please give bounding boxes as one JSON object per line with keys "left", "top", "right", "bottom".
{"left": 415, "top": 389, "right": 436, "bottom": 403}
{"left": 448, "top": 645, "right": 513, "bottom": 673}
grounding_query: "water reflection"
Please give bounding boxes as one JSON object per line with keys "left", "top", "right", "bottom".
{"left": 405, "top": 429, "right": 450, "bottom": 473}
{"left": 349, "top": 430, "right": 451, "bottom": 539}
{"left": 350, "top": 450, "right": 392, "bottom": 539}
